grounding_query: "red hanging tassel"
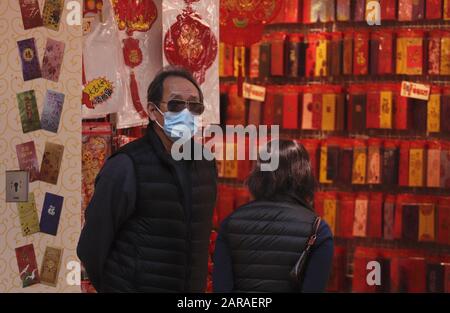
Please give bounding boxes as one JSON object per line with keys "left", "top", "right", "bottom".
{"left": 130, "top": 71, "right": 148, "bottom": 119}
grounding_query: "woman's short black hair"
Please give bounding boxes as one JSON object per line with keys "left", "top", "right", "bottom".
{"left": 147, "top": 65, "right": 204, "bottom": 108}
{"left": 246, "top": 139, "right": 316, "bottom": 204}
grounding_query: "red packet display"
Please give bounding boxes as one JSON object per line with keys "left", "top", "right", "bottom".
{"left": 440, "top": 31, "right": 450, "bottom": 75}
{"left": 337, "top": 138, "right": 353, "bottom": 185}
{"left": 270, "top": 32, "right": 286, "bottom": 77}
{"left": 426, "top": 0, "right": 442, "bottom": 19}
{"left": 399, "top": 0, "right": 414, "bottom": 20}
{"left": 348, "top": 85, "right": 367, "bottom": 132}
{"left": 16, "top": 141, "right": 40, "bottom": 182}
{"left": 409, "top": 141, "right": 426, "bottom": 187}
{"left": 40, "top": 142, "right": 64, "bottom": 185}
{"left": 428, "top": 31, "right": 441, "bottom": 75}
{"left": 399, "top": 141, "right": 410, "bottom": 187}
{"left": 396, "top": 30, "right": 424, "bottom": 75}
{"left": 282, "top": 86, "right": 299, "bottom": 130}
{"left": 426, "top": 141, "right": 441, "bottom": 187}
{"left": 42, "top": 0, "right": 64, "bottom": 31}
{"left": 437, "top": 197, "right": 450, "bottom": 245}
{"left": 440, "top": 141, "right": 450, "bottom": 188}
{"left": 383, "top": 195, "right": 396, "bottom": 240}
{"left": 226, "top": 85, "right": 246, "bottom": 125}
{"left": 418, "top": 202, "right": 436, "bottom": 242}
{"left": 19, "top": 0, "right": 43, "bottom": 30}
{"left": 353, "top": 31, "right": 369, "bottom": 75}
{"left": 249, "top": 43, "right": 260, "bottom": 78}
{"left": 442, "top": 87, "right": 450, "bottom": 134}
{"left": 15, "top": 244, "right": 40, "bottom": 288}
{"left": 382, "top": 140, "right": 399, "bottom": 187}
{"left": 353, "top": 193, "right": 368, "bottom": 237}
{"left": 343, "top": 31, "right": 353, "bottom": 75}
{"left": 353, "top": 0, "right": 366, "bottom": 21}
{"left": 371, "top": 30, "right": 394, "bottom": 75}
{"left": 380, "top": 0, "right": 397, "bottom": 20}
{"left": 367, "top": 138, "right": 382, "bottom": 184}
{"left": 82, "top": 122, "right": 112, "bottom": 225}
{"left": 366, "top": 87, "right": 381, "bottom": 129}
{"left": 367, "top": 193, "right": 383, "bottom": 238}
{"left": 41, "top": 38, "right": 65, "bottom": 82}
{"left": 337, "top": 192, "right": 355, "bottom": 238}
{"left": 336, "top": 0, "right": 350, "bottom": 21}
{"left": 352, "top": 140, "right": 367, "bottom": 185}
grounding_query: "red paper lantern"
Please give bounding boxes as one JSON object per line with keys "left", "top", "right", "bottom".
{"left": 164, "top": 0, "right": 218, "bottom": 84}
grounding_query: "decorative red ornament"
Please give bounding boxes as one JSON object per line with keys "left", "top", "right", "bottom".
{"left": 164, "top": 0, "right": 218, "bottom": 84}
{"left": 112, "top": 0, "right": 158, "bottom": 119}
{"left": 220, "top": 0, "right": 281, "bottom": 46}
{"left": 112, "top": 0, "right": 158, "bottom": 36}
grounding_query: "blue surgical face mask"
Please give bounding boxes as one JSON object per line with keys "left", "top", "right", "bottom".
{"left": 154, "top": 105, "right": 199, "bottom": 141}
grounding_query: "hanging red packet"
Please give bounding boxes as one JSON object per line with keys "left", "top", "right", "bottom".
{"left": 338, "top": 192, "right": 355, "bottom": 238}
{"left": 391, "top": 255, "right": 427, "bottom": 292}
{"left": 382, "top": 140, "right": 400, "bottom": 187}
{"left": 248, "top": 42, "right": 260, "bottom": 78}
{"left": 336, "top": 0, "right": 351, "bottom": 21}
{"left": 371, "top": 30, "right": 394, "bottom": 75}
{"left": 398, "top": 0, "right": 414, "bottom": 20}
{"left": 270, "top": 32, "right": 287, "bottom": 76}
{"left": 262, "top": 86, "right": 276, "bottom": 126}
{"left": 327, "top": 246, "right": 347, "bottom": 292}
{"left": 352, "top": 139, "right": 367, "bottom": 185}
{"left": 320, "top": 192, "right": 338, "bottom": 235}
{"left": 395, "top": 85, "right": 409, "bottom": 130}
{"left": 284, "top": 0, "right": 301, "bottom": 23}
{"left": 383, "top": 194, "right": 396, "bottom": 240}
{"left": 353, "top": 193, "right": 369, "bottom": 237}
{"left": 399, "top": 141, "right": 410, "bottom": 187}
{"left": 367, "top": 138, "right": 383, "bottom": 184}
{"left": 427, "top": 141, "right": 441, "bottom": 188}
{"left": 353, "top": 30, "right": 369, "bottom": 76}
{"left": 302, "top": 0, "right": 312, "bottom": 24}
{"left": 237, "top": 137, "right": 251, "bottom": 182}
{"left": 428, "top": 31, "right": 441, "bottom": 75}
{"left": 441, "top": 31, "right": 450, "bottom": 75}
{"left": 366, "top": 85, "right": 381, "bottom": 129}
{"left": 396, "top": 30, "right": 424, "bottom": 75}
{"left": 282, "top": 86, "right": 300, "bottom": 129}
{"left": 437, "top": 196, "right": 450, "bottom": 245}
{"left": 348, "top": 85, "right": 367, "bottom": 132}
{"left": 445, "top": 0, "right": 450, "bottom": 20}
{"left": 380, "top": 0, "right": 397, "bottom": 20}
{"left": 353, "top": 0, "right": 366, "bottom": 21}
{"left": 330, "top": 32, "right": 343, "bottom": 77}
{"left": 442, "top": 86, "right": 450, "bottom": 134}
{"left": 226, "top": 84, "right": 246, "bottom": 125}
{"left": 409, "top": 140, "right": 426, "bottom": 187}
{"left": 352, "top": 247, "right": 380, "bottom": 292}
{"left": 427, "top": 86, "right": 441, "bottom": 133}
{"left": 440, "top": 141, "right": 450, "bottom": 188}
{"left": 343, "top": 31, "right": 353, "bottom": 75}
{"left": 337, "top": 138, "right": 353, "bottom": 185}
{"left": 367, "top": 193, "right": 383, "bottom": 238}
{"left": 426, "top": 0, "right": 443, "bottom": 19}
{"left": 305, "top": 33, "right": 318, "bottom": 77}
{"left": 394, "top": 194, "right": 413, "bottom": 239}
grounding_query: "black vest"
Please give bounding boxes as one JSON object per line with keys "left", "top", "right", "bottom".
{"left": 221, "top": 196, "right": 317, "bottom": 292}
{"left": 101, "top": 126, "right": 217, "bottom": 292}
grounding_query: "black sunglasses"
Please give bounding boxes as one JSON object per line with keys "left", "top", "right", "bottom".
{"left": 160, "top": 99, "right": 205, "bottom": 115}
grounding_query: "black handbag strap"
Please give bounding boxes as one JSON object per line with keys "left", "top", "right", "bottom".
{"left": 289, "top": 216, "right": 322, "bottom": 291}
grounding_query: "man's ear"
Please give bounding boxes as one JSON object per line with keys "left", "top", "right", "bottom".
{"left": 147, "top": 102, "right": 158, "bottom": 122}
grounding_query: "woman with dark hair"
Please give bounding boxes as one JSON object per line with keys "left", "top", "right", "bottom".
{"left": 212, "top": 139, "right": 334, "bottom": 293}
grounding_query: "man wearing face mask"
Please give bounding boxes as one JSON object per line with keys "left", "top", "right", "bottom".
{"left": 77, "top": 66, "right": 218, "bottom": 292}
